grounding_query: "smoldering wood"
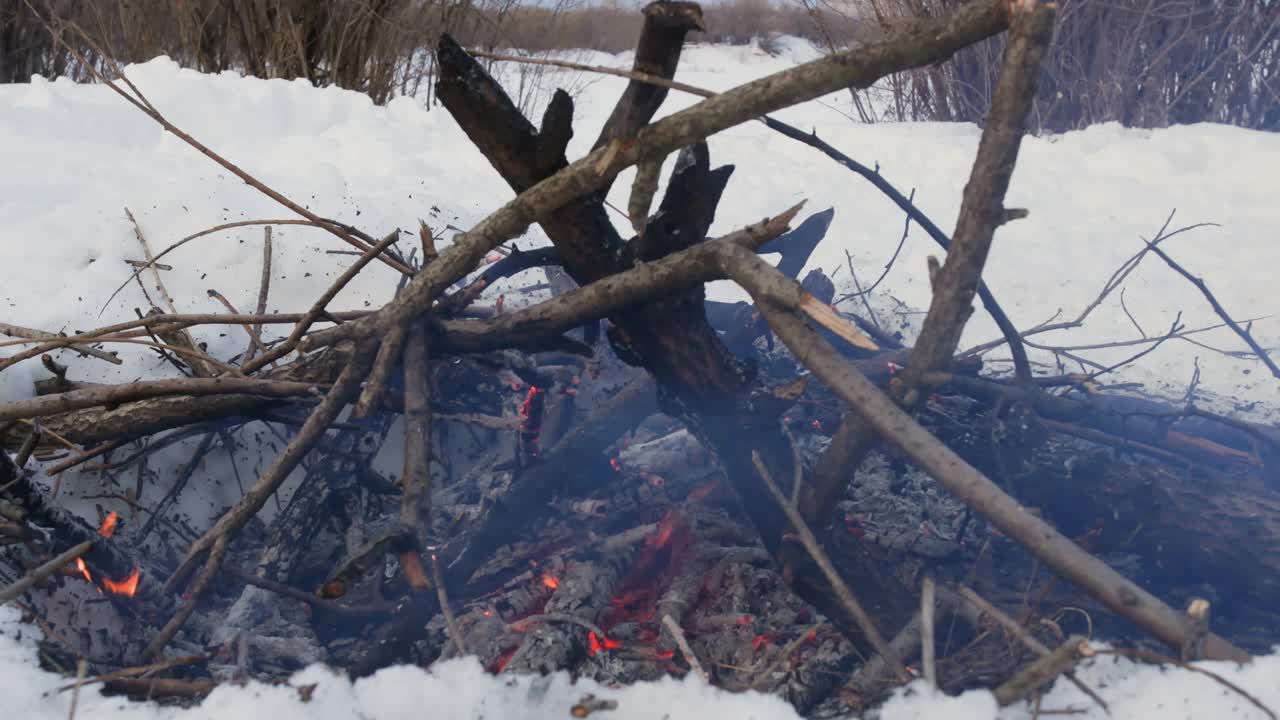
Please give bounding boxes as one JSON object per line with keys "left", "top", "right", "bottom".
{"left": 432, "top": 25, "right": 927, "bottom": 663}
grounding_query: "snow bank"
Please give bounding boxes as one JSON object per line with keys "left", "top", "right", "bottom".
{"left": 3, "top": 605, "right": 1279, "bottom": 720}
{"left": 2, "top": 48, "right": 1277, "bottom": 414}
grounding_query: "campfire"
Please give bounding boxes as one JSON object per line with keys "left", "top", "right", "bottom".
{"left": 1, "top": 0, "right": 1278, "bottom": 715}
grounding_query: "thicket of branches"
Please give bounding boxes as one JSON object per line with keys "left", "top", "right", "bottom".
{"left": 0, "top": 0, "right": 860, "bottom": 102}
{"left": 4, "top": 0, "right": 1273, "bottom": 131}
{"left": 841, "top": 0, "right": 1278, "bottom": 131}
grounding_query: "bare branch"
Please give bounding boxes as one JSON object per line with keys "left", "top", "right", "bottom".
{"left": 751, "top": 450, "right": 910, "bottom": 683}
{"left": 1144, "top": 238, "right": 1280, "bottom": 379}
{"left": 0, "top": 378, "right": 323, "bottom": 423}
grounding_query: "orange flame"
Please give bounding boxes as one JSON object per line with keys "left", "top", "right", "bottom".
{"left": 609, "top": 458, "right": 622, "bottom": 472}
{"left": 587, "top": 631, "right": 621, "bottom": 656}
{"left": 74, "top": 558, "right": 92, "bottom": 583}
{"left": 103, "top": 567, "right": 141, "bottom": 597}
{"left": 542, "top": 574, "right": 561, "bottom": 590}
{"left": 98, "top": 511, "right": 120, "bottom": 538}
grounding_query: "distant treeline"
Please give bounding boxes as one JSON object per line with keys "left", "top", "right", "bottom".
{"left": 1, "top": 0, "right": 1274, "bottom": 131}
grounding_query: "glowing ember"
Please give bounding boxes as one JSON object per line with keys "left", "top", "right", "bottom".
{"left": 587, "top": 631, "right": 622, "bottom": 655}
{"left": 687, "top": 480, "right": 718, "bottom": 502}
{"left": 518, "top": 386, "right": 545, "bottom": 456}
{"left": 811, "top": 418, "right": 822, "bottom": 430}
{"left": 609, "top": 457, "right": 622, "bottom": 472}
{"left": 646, "top": 510, "right": 679, "bottom": 549}
{"left": 542, "top": 574, "right": 561, "bottom": 590}
{"left": 319, "top": 580, "right": 346, "bottom": 599}
{"left": 656, "top": 649, "right": 675, "bottom": 660}
{"left": 752, "top": 634, "right": 771, "bottom": 652}
{"left": 74, "top": 558, "right": 92, "bottom": 583}
{"left": 97, "top": 511, "right": 120, "bottom": 538}
{"left": 488, "top": 647, "right": 517, "bottom": 673}
{"left": 736, "top": 614, "right": 753, "bottom": 626}
{"left": 103, "top": 567, "right": 141, "bottom": 597}
{"left": 519, "top": 386, "right": 544, "bottom": 417}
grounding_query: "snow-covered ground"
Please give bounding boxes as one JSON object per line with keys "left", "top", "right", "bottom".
{"left": 1, "top": 36, "right": 1278, "bottom": 719}
{"left": 2, "top": 603, "right": 1279, "bottom": 719}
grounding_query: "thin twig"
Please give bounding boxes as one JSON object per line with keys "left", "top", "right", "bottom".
{"left": 961, "top": 215, "right": 1221, "bottom": 358}
{"left": 45, "top": 23, "right": 413, "bottom": 277}
{"left": 430, "top": 553, "right": 468, "bottom": 656}
{"left": 956, "top": 586, "right": 1110, "bottom": 712}
{"left": 248, "top": 226, "right": 274, "bottom": 363}
{"left": 0, "top": 541, "right": 94, "bottom": 604}
{"left": 68, "top": 658, "right": 87, "bottom": 720}
{"left": 241, "top": 231, "right": 399, "bottom": 374}
{"left": 145, "top": 535, "right": 228, "bottom": 659}
{"left": 994, "top": 636, "right": 1091, "bottom": 707}
{"left": 750, "top": 450, "right": 910, "bottom": 682}
{"left": 662, "top": 614, "right": 709, "bottom": 682}
{"left": 841, "top": 188, "right": 916, "bottom": 301}
{"left": 0, "top": 378, "right": 324, "bottom": 423}
{"left": 101, "top": 219, "right": 320, "bottom": 314}
{"left": 1085, "top": 313, "right": 1183, "bottom": 382}
{"left": 1096, "top": 647, "right": 1276, "bottom": 720}
{"left": 0, "top": 323, "right": 120, "bottom": 365}
{"left": 921, "top": 576, "right": 937, "bottom": 687}
{"left": 124, "top": 207, "right": 178, "bottom": 315}
{"left": 1144, "top": 237, "right": 1280, "bottom": 379}
{"left": 163, "top": 347, "right": 375, "bottom": 595}
{"left": 206, "top": 289, "right": 269, "bottom": 360}
{"left": 45, "top": 440, "right": 123, "bottom": 476}
{"left": 55, "top": 653, "right": 207, "bottom": 692}
{"left": 351, "top": 324, "right": 407, "bottom": 420}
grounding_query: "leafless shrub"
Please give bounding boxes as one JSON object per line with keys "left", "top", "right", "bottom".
{"left": 2, "top": 0, "right": 874, "bottom": 97}
{"left": 814, "top": 0, "right": 1278, "bottom": 131}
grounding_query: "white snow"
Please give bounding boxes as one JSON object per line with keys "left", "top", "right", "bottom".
{"left": 1, "top": 37, "right": 1279, "bottom": 719}
{"left": 3, "top": 604, "right": 1280, "bottom": 720}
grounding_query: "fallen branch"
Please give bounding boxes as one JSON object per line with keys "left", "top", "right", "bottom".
{"left": 993, "top": 635, "right": 1091, "bottom": 707}
{"left": 0, "top": 378, "right": 323, "bottom": 423}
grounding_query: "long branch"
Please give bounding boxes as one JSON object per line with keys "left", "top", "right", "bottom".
{"left": 743, "top": 290, "right": 1247, "bottom": 662}
{"left": 0, "top": 378, "right": 323, "bottom": 422}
